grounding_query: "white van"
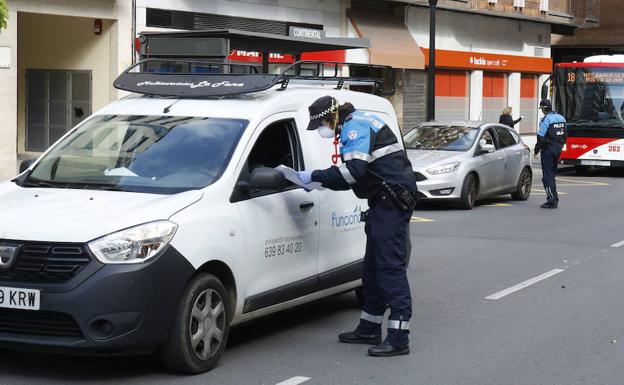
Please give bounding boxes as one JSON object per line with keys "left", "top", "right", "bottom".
{"left": 0, "top": 61, "right": 405, "bottom": 373}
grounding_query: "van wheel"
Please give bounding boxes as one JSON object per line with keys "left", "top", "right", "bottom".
{"left": 457, "top": 174, "right": 477, "bottom": 210}
{"left": 511, "top": 167, "right": 532, "bottom": 200}
{"left": 160, "top": 273, "right": 230, "bottom": 374}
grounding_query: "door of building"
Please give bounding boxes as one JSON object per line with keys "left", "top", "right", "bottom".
{"left": 520, "top": 74, "right": 538, "bottom": 134}
{"left": 26, "top": 69, "right": 92, "bottom": 151}
{"left": 482, "top": 72, "right": 508, "bottom": 123}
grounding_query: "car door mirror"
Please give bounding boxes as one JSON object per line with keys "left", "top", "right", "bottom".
{"left": 19, "top": 158, "right": 36, "bottom": 174}
{"left": 241, "top": 167, "right": 287, "bottom": 191}
{"left": 479, "top": 144, "right": 496, "bottom": 154}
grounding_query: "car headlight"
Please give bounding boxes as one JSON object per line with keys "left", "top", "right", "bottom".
{"left": 426, "top": 162, "right": 461, "bottom": 175}
{"left": 88, "top": 221, "right": 178, "bottom": 264}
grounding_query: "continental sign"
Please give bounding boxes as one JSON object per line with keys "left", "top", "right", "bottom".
{"left": 422, "top": 49, "right": 552, "bottom": 74}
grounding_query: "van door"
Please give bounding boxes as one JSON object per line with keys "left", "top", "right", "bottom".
{"left": 231, "top": 117, "right": 319, "bottom": 313}
{"left": 306, "top": 113, "right": 377, "bottom": 289}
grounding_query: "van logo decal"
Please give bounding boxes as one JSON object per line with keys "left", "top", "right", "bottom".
{"left": 0, "top": 246, "right": 19, "bottom": 270}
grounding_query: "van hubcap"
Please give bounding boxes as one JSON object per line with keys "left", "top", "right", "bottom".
{"left": 189, "top": 289, "right": 225, "bottom": 360}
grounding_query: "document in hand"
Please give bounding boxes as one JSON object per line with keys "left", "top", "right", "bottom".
{"left": 275, "top": 165, "right": 325, "bottom": 191}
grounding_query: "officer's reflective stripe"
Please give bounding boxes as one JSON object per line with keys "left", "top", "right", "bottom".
{"left": 387, "top": 320, "right": 410, "bottom": 330}
{"left": 370, "top": 143, "right": 403, "bottom": 162}
{"left": 360, "top": 311, "right": 383, "bottom": 324}
{"left": 339, "top": 163, "right": 357, "bottom": 185}
{"left": 343, "top": 151, "right": 371, "bottom": 162}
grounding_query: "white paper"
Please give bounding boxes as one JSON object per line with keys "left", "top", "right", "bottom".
{"left": 275, "top": 165, "right": 324, "bottom": 191}
{"left": 104, "top": 167, "right": 138, "bottom": 177}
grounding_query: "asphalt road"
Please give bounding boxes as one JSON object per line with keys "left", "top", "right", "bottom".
{"left": 1, "top": 163, "right": 624, "bottom": 385}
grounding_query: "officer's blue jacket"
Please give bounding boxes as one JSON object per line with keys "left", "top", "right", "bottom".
{"left": 311, "top": 110, "right": 417, "bottom": 200}
{"left": 535, "top": 111, "right": 567, "bottom": 155}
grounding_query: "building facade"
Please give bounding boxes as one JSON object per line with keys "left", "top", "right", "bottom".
{"left": 0, "top": 0, "right": 599, "bottom": 179}
{"left": 552, "top": 0, "right": 620, "bottom": 63}
{"left": 346, "top": 0, "right": 597, "bottom": 134}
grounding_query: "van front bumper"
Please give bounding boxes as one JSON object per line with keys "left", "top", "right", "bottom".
{"left": 0, "top": 245, "right": 195, "bottom": 354}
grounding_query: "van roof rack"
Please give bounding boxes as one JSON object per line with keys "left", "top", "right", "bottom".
{"left": 113, "top": 59, "right": 394, "bottom": 98}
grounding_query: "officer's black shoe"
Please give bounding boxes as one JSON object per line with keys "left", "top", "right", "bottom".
{"left": 540, "top": 201, "right": 558, "bottom": 209}
{"left": 368, "top": 338, "right": 409, "bottom": 357}
{"left": 338, "top": 330, "right": 381, "bottom": 345}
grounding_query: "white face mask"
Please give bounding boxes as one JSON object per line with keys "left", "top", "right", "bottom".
{"left": 317, "top": 125, "right": 335, "bottom": 139}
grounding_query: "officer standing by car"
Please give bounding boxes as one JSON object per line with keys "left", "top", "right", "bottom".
{"left": 296, "top": 96, "right": 418, "bottom": 357}
{"left": 534, "top": 99, "right": 567, "bottom": 209}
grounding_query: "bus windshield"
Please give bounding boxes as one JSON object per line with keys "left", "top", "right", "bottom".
{"left": 555, "top": 66, "right": 624, "bottom": 130}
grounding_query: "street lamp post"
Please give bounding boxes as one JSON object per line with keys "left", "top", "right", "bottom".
{"left": 426, "top": 0, "right": 438, "bottom": 121}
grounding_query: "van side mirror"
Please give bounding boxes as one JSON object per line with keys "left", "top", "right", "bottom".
{"left": 19, "top": 158, "right": 36, "bottom": 174}
{"left": 241, "top": 167, "right": 287, "bottom": 191}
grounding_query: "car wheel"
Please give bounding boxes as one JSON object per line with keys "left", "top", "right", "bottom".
{"left": 457, "top": 173, "right": 477, "bottom": 210}
{"left": 511, "top": 167, "right": 532, "bottom": 200}
{"left": 160, "top": 273, "right": 230, "bottom": 374}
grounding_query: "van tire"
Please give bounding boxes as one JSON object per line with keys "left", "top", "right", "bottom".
{"left": 457, "top": 174, "right": 477, "bottom": 210}
{"left": 511, "top": 167, "right": 532, "bottom": 200}
{"left": 160, "top": 273, "right": 230, "bottom": 374}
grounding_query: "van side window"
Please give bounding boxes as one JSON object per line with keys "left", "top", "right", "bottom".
{"left": 231, "top": 119, "right": 303, "bottom": 202}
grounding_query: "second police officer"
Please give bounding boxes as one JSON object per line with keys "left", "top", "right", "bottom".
{"left": 534, "top": 99, "right": 567, "bottom": 209}
{"left": 296, "top": 96, "right": 418, "bottom": 357}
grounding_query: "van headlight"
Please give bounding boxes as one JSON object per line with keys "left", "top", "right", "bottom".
{"left": 88, "top": 221, "right": 178, "bottom": 264}
{"left": 426, "top": 162, "right": 461, "bottom": 175}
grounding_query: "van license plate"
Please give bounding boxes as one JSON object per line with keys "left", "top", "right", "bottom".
{"left": 0, "top": 287, "right": 40, "bottom": 310}
{"left": 580, "top": 160, "right": 610, "bottom": 166}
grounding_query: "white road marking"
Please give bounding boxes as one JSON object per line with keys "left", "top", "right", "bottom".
{"left": 486, "top": 269, "right": 565, "bottom": 300}
{"left": 276, "top": 376, "right": 311, "bottom": 385}
{"left": 610, "top": 240, "right": 624, "bottom": 248}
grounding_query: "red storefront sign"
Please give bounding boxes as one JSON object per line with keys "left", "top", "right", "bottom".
{"left": 227, "top": 50, "right": 346, "bottom": 64}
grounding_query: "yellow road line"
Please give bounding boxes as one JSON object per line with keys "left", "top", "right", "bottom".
{"left": 411, "top": 216, "right": 435, "bottom": 223}
{"left": 482, "top": 203, "right": 512, "bottom": 207}
{"left": 556, "top": 177, "right": 610, "bottom": 186}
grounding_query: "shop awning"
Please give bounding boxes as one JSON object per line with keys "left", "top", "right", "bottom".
{"left": 347, "top": 8, "right": 425, "bottom": 70}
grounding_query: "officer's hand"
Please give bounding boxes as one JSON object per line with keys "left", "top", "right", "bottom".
{"left": 297, "top": 170, "right": 313, "bottom": 184}
{"left": 533, "top": 153, "right": 539, "bottom": 159}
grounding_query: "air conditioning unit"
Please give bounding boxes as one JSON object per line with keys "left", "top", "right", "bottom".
{"left": 540, "top": 0, "right": 549, "bottom": 12}
{"left": 514, "top": 0, "right": 526, "bottom": 7}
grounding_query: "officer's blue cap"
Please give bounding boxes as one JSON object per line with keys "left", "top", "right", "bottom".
{"left": 307, "top": 96, "right": 338, "bottom": 130}
{"left": 539, "top": 99, "right": 552, "bottom": 109}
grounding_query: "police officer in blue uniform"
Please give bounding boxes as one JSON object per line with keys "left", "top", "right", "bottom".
{"left": 535, "top": 99, "right": 567, "bottom": 209}
{"left": 297, "top": 96, "right": 418, "bottom": 357}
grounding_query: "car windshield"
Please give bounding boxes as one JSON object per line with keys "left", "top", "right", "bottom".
{"left": 403, "top": 125, "right": 479, "bottom": 151}
{"left": 24, "top": 115, "right": 248, "bottom": 194}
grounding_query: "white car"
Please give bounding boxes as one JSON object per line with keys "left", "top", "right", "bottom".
{"left": 0, "top": 63, "right": 404, "bottom": 373}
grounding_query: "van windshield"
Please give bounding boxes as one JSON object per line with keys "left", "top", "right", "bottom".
{"left": 24, "top": 115, "right": 248, "bottom": 194}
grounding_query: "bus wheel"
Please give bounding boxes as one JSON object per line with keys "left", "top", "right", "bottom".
{"left": 160, "top": 273, "right": 230, "bottom": 374}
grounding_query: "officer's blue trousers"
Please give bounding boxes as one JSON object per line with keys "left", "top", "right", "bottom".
{"left": 357, "top": 204, "right": 412, "bottom": 348}
{"left": 541, "top": 147, "right": 561, "bottom": 203}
